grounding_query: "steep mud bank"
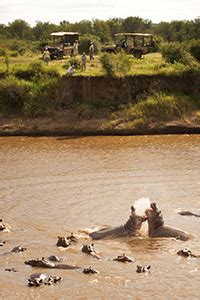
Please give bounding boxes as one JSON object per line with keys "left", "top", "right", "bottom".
{"left": 59, "top": 74, "right": 200, "bottom": 106}
{"left": 0, "top": 74, "right": 200, "bottom": 136}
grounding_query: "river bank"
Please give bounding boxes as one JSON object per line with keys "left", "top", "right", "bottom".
{"left": 0, "top": 73, "right": 200, "bottom": 136}
{"left": 1, "top": 112, "right": 200, "bottom": 136}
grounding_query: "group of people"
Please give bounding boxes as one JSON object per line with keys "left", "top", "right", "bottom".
{"left": 42, "top": 41, "right": 95, "bottom": 75}
{"left": 67, "top": 41, "right": 95, "bottom": 75}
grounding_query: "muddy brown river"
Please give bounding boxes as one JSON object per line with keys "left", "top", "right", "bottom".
{"left": 0, "top": 135, "right": 200, "bottom": 299}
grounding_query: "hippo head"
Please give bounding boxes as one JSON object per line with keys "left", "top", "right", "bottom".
{"left": 145, "top": 202, "right": 164, "bottom": 233}
{"left": 124, "top": 205, "right": 147, "bottom": 234}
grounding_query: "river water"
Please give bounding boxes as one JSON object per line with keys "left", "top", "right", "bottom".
{"left": 0, "top": 135, "right": 200, "bottom": 300}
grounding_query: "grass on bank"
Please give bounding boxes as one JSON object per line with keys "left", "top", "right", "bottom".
{"left": 1, "top": 52, "right": 199, "bottom": 77}
{"left": 109, "top": 92, "right": 200, "bottom": 130}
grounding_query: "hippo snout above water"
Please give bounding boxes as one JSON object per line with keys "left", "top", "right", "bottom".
{"left": 28, "top": 273, "right": 62, "bottom": 287}
{"left": 145, "top": 202, "right": 190, "bottom": 241}
{"left": 89, "top": 205, "right": 147, "bottom": 240}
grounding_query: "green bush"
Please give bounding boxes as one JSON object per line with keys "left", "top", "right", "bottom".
{"left": 23, "top": 76, "right": 60, "bottom": 117}
{"left": 64, "top": 57, "right": 81, "bottom": 70}
{"left": 10, "top": 51, "right": 18, "bottom": 57}
{"left": 189, "top": 40, "right": 200, "bottom": 62}
{"left": 100, "top": 52, "right": 131, "bottom": 77}
{"left": 0, "top": 76, "right": 30, "bottom": 116}
{"left": 111, "top": 92, "right": 199, "bottom": 128}
{"left": 79, "top": 34, "right": 100, "bottom": 54}
{"left": 161, "top": 43, "right": 189, "bottom": 64}
{"left": 14, "top": 61, "right": 60, "bottom": 81}
{"left": 0, "top": 48, "right": 6, "bottom": 57}
{"left": 18, "top": 47, "right": 26, "bottom": 56}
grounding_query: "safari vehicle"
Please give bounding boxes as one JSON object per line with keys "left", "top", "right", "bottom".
{"left": 101, "top": 33, "right": 154, "bottom": 58}
{"left": 44, "top": 31, "right": 80, "bottom": 59}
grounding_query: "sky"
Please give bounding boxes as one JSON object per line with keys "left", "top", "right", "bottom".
{"left": 0, "top": 0, "right": 199, "bottom": 26}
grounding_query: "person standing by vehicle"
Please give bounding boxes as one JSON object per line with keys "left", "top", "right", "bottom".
{"left": 89, "top": 42, "right": 94, "bottom": 61}
{"left": 43, "top": 48, "right": 50, "bottom": 64}
{"left": 72, "top": 40, "right": 79, "bottom": 57}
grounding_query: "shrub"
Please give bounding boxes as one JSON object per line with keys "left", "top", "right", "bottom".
{"left": 65, "top": 57, "right": 81, "bottom": 70}
{"left": 100, "top": 52, "right": 131, "bottom": 77}
{"left": 0, "top": 76, "right": 30, "bottom": 116}
{"left": 0, "top": 48, "right": 6, "bottom": 57}
{"left": 18, "top": 47, "right": 26, "bottom": 56}
{"left": 23, "top": 76, "right": 60, "bottom": 117}
{"left": 189, "top": 40, "right": 200, "bottom": 62}
{"left": 111, "top": 92, "right": 200, "bottom": 128}
{"left": 161, "top": 43, "right": 190, "bottom": 64}
{"left": 10, "top": 51, "right": 18, "bottom": 57}
{"left": 14, "top": 61, "right": 60, "bottom": 81}
{"left": 79, "top": 34, "right": 100, "bottom": 54}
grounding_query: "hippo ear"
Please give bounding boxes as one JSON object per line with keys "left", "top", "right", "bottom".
{"left": 150, "top": 202, "right": 159, "bottom": 211}
{"left": 131, "top": 206, "right": 135, "bottom": 213}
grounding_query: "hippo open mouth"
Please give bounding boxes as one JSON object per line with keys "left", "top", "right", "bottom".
{"left": 89, "top": 205, "right": 147, "bottom": 240}
{"left": 145, "top": 202, "right": 190, "bottom": 241}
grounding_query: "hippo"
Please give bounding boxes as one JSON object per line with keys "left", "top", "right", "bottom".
{"left": 67, "top": 233, "right": 78, "bottom": 243}
{"left": 28, "top": 273, "right": 62, "bottom": 287}
{"left": 113, "top": 253, "right": 134, "bottom": 263}
{"left": 11, "top": 245, "right": 27, "bottom": 253}
{"left": 145, "top": 203, "right": 190, "bottom": 241}
{"left": 177, "top": 211, "right": 200, "bottom": 217}
{"left": 25, "top": 257, "right": 81, "bottom": 269}
{"left": 0, "top": 240, "right": 6, "bottom": 247}
{"left": 0, "top": 219, "right": 10, "bottom": 232}
{"left": 177, "top": 249, "right": 199, "bottom": 258}
{"left": 81, "top": 243, "right": 101, "bottom": 259}
{"left": 136, "top": 265, "right": 151, "bottom": 273}
{"left": 56, "top": 236, "right": 71, "bottom": 248}
{"left": 89, "top": 206, "right": 147, "bottom": 240}
{"left": 82, "top": 267, "right": 99, "bottom": 274}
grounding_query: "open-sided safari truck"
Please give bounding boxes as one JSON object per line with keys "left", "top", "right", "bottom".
{"left": 101, "top": 33, "right": 154, "bottom": 58}
{"left": 45, "top": 31, "right": 80, "bottom": 59}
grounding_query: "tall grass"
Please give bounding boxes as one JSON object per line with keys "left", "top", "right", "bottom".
{"left": 0, "top": 62, "right": 60, "bottom": 117}
{"left": 110, "top": 92, "right": 200, "bottom": 129}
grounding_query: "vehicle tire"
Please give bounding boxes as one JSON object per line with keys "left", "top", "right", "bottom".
{"left": 133, "top": 50, "right": 142, "bottom": 59}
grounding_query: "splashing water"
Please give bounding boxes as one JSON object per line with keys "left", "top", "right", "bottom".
{"left": 133, "top": 197, "right": 151, "bottom": 236}
{"left": 133, "top": 197, "right": 151, "bottom": 216}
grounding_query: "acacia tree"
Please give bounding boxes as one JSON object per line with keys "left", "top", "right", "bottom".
{"left": 122, "top": 16, "right": 151, "bottom": 33}
{"left": 92, "top": 19, "right": 112, "bottom": 42}
{"left": 8, "top": 19, "right": 31, "bottom": 39}
{"left": 32, "top": 21, "right": 58, "bottom": 40}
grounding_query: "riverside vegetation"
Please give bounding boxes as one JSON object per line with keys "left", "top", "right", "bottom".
{"left": 0, "top": 38, "right": 200, "bottom": 134}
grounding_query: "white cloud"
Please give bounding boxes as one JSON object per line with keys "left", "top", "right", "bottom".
{"left": 0, "top": 0, "right": 199, "bottom": 25}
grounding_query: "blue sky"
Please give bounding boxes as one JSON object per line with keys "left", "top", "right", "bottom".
{"left": 0, "top": 0, "right": 199, "bottom": 25}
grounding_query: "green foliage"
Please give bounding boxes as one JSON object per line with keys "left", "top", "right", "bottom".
{"left": 0, "top": 72, "right": 60, "bottom": 117}
{"left": 10, "top": 51, "right": 18, "bottom": 57}
{"left": 8, "top": 19, "right": 31, "bottom": 40}
{"left": 13, "top": 61, "right": 60, "bottom": 81}
{"left": 65, "top": 57, "right": 81, "bottom": 69}
{"left": 23, "top": 76, "right": 60, "bottom": 117}
{"left": 18, "top": 47, "right": 26, "bottom": 56}
{"left": 0, "top": 76, "right": 30, "bottom": 116}
{"left": 112, "top": 92, "right": 199, "bottom": 128}
{"left": 161, "top": 43, "right": 195, "bottom": 65}
{"left": 0, "top": 48, "right": 6, "bottom": 57}
{"left": 79, "top": 34, "right": 100, "bottom": 54}
{"left": 100, "top": 53, "right": 131, "bottom": 77}
{"left": 189, "top": 40, "right": 200, "bottom": 62}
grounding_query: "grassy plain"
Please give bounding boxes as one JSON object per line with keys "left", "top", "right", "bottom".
{"left": 0, "top": 52, "right": 176, "bottom": 76}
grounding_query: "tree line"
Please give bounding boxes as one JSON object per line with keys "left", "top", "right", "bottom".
{"left": 0, "top": 17, "right": 199, "bottom": 43}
